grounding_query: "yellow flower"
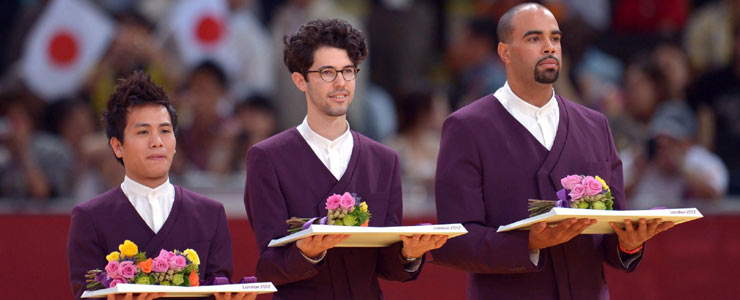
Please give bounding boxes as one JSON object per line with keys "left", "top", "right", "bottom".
{"left": 595, "top": 176, "right": 609, "bottom": 191}
{"left": 359, "top": 202, "right": 368, "bottom": 212}
{"left": 183, "top": 249, "right": 200, "bottom": 265}
{"left": 106, "top": 251, "right": 120, "bottom": 262}
{"left": 118, "top": 240, "right": 138, "bottom": 258}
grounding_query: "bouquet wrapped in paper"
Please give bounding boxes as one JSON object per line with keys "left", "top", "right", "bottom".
{"left": 528, "top": 175, "right": 614, "bottom": 217}
{"left": 286, "top": 192, "right": 371, "bottom": 233}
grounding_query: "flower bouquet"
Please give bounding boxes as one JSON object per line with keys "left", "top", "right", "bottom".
{"left": 85, "top": 240, "right": 200, "bottom": 290}
{"left": 286, "top": 192, "right": 371, "bottom": 233}
{"left": 528, "top": 175, "right": 614, "bottom": 217}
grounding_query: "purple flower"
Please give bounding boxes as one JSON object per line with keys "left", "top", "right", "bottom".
{"left": 105, "top": 260, "right": 120, "bottom": 278}
{"left": 119, "top": 261, "right": 137, "bottom": 279}
{"left": 560, "top": 175, "right": 582, "bottom": 190}
{"left": 582, "top": 176, "right": 603, "bottom": 196}
{"left": 325, "top": 194, "right": 342, "bottom": 210}
{"left": 169, "top": 255, "right": 187, "bottom": 270}
{"left": 340, "top": 192, "right": 355, "bottom": 210}
{"left": 97, "top": 273, "right": 112, "bottom": 288}
{"left": 569, "top": 184, "right": 586, "bottom": 200}
{"left": 152, "top": 257, "right": 169, "bottom": 272}
{"left": 109, "top": 277, "right": 127, "bottom": 288}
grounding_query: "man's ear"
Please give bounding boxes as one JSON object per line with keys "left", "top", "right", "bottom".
{"left": 110, "top": 137, "right": 123, "bottom": 158}
{"left": 291, "top": 72, "right": 308, "bottom": 92}
{"left": 498, "top": 42, "right": 510, "bottom": 64}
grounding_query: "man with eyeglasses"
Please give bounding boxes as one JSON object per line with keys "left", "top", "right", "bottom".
{"left": 243, "top": 19, "right": 447, "bottom": 299}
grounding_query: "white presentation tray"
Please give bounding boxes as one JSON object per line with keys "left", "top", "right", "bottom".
{"left": 497, "top": 207, "right": 703, "bottom": 234}
{"left": 268, "top": 224, "right": 468, "bottom": 247}
{"left": 81, "top": 282, "right": 277, "bottom": 298}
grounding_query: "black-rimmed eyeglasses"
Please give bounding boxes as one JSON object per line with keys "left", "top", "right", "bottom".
{"left": 306, "top": 66, "right": 360, "bottom": 82}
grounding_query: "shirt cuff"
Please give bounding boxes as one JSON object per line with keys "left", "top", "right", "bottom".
{"left": 404, "top": 258, "right": 423, "bottom": 273}
{"left": 618, "top": 245, "right": 643, "bottom": 269}
{"left": 529, "top": 249, "right": 540, "bottom": 266}
{"left": 300, "top": 250, "right": 326, "bottom": 264}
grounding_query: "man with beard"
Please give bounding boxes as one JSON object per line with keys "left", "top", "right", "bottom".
{"left": 244, "top": 19, "right": 446, "bottom": 299}
{"left": 431, "top": 3, "right": 674, "bottom": 299}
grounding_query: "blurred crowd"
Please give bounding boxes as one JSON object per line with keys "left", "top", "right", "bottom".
{"left": 1, "top": 0, "right": 739, "bottom": 215}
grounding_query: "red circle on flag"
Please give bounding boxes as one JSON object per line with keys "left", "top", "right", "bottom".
{"left": 48, "top": 31, "right": 78, "bottom": 67}
{"left": 195, "top": 15, "right": 224, "bottom": 45}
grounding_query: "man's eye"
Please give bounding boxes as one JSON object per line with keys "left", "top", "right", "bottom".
{"left": 137, "top": 130, "right": 148, "bottom": 135}
{"left": 321, "top": 70, "right": 335, "bottom": 76}
{"left": 161, "top": 129, "right": 171, "bottom": 134}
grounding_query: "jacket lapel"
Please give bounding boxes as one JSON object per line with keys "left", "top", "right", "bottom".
{"left": 141, "top": 186, "right": 183, "bottom": 255}
{"left": 536, "top": 95, "right": 570, "bottom": 199}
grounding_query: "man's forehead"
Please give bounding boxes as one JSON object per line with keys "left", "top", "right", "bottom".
{"left": 311, "top": 46, "right": 353, "bottom": 67}
{"left": 511, "top": 7, "right": 559, "bottom": 33}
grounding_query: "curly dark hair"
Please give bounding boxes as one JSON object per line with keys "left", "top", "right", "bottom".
{"left": 283, "top": 18, "right": 368, "bottom": 81}
{"left": 104, "top": 70, "right": 177, "bottom": 165}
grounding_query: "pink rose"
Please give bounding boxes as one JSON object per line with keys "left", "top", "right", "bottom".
{"left": 109, "top": 277, "right": 127, "bottom": 288}
{"left": 340, "top": 193, "right": 355, "bottom": 210}
{"left": 152, "top": 257, "right": 169, "bottom": 273}
{"left": 169, "top": 255, "right": 187, "bottom": 270}
{"left": 157, "top": 249, "right": 175, "bottom": 261}
{"left": 325, "top": 194, "right": 342, "bottom": 210}
{"left": 560, "top": 175, "right": 582, "bottom": 190}
{"left": 569, "top": 184, "right": 586, "bottom": 200}
{"left": 582, "top": 176, "right": 603, "bottom": 196}
{"left": 105, "top": 260, "right": 120, "bottom": 278}
{"left": 119, "top": 261, "right": 137, "bottom": 279}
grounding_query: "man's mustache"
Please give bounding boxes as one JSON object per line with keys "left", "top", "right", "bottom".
{"left": 537, "top": 55, "right": 560, "bottom": 66}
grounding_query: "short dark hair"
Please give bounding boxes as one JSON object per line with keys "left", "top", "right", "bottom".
{"left": 468, "top": 17, "right": 499, "bottom": 49}
{"left": 104, "top": 70, "right": 177, "bottom": 164}
{"left": 497, "top": 3, "right": 547, "bottom": 43}
{"left": 283, "top": 18, "right": 368, "bottom": 81}
{"left": 188, "top": 60, "right": 228, "bottom": 90}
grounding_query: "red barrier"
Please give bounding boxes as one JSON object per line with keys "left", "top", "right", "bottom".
{"left": 1, "top": 215, "right": 738, "bottom": 299}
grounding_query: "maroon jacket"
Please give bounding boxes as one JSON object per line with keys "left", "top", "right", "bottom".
{"left": 67, "top": 186, "right": 233, "bottom": 299}
{"left": 245, "top": 129, "right": 422, "bottom": 300}
{"left": 432, "top": 95, "right": 641, "bottom": 299}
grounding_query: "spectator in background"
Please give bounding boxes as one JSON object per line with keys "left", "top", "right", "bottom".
{"left": 623, "top": 103, "right": 728, "bottom": 209}
{"left": 228, "top": 0, "right": 276, "bottom": 100}
{"left": 385, "top": 91, "right": 448, "bottom": 216}
{"left": 177, "top": 60, "right": 236, "bottom": 175}
{"left": 447, "top": 17, "right": 506, "bottom": 110}
{"left": 684, "top": 0, "right": 740, "bottom": 73}
{"left": 231, "top": 95, "right": 278, "bottom": 171}
{"left": 689, "top": 22, "right": 740, "bottom": 195}
{"left": 0, "top": 91, "right": 70, "bottom": 201}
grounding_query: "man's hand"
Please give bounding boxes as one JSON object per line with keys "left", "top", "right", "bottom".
{"left": 106, "top": 293, "right": 166, "bottom": 300}
{"left": 296, "top": 234, "right": 350, "bottom": 258}
{"left": 609, "top": 218, "right": 674, "bottom": 251}
{"left": 528, "top": 218, "right": 596, "bottom": 250}
{"left": 400, "top": 234, "right": 449, "bottom": 259}
{"left": 214, "top": 292, "right": 258, "bottom": 300}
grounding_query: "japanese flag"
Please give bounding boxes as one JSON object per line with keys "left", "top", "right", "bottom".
{"left": 169, "top": 0, "right": 239, "bottom": 78}
{"left": 20, "top": 0, "right": 115, "bottom": 101}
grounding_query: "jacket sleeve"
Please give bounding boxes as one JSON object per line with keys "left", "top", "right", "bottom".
{"left": 67, "top": 206, "right": 106, "bottom": 300}
{"left": 431, "top": 115, "right": 545, "bottom": 274}
{"left": 601, "top": 115, "right": 643, "bottom": 272}
{"left": 244, "top": 146, "right": 323, "bottom": 286}
{"left": 376, "top": 153, "right": 425, "bottom": 281}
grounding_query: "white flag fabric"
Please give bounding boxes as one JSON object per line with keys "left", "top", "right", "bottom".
{"left": 20, "top": 0, "right": 115, "bottom": 101}
{"left": 169, "top": 0, "right": 239, "bottom": 78}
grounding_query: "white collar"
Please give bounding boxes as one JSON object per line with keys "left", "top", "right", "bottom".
{"left": 121, "top": 176, "right": 172, "bottom": 198}
{"left": 296, "top": 117, "right": 352, "bottom": 149}
{"left": 497, "top": 82, "right": 558, "bottom": 118}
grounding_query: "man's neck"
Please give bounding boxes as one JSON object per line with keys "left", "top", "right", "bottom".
{"left": 507, "top": 79, "right": 553, "bottom": 108}
{"left": 125, "top": 174, "right": 169, "bottom": 189}
{"left": 306, "top": 112, "right": 348, "bottom": 141}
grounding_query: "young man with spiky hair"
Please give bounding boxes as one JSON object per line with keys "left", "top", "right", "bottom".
{"left": 244, "top": 19, "right": 447, "bottom": 299}
{"left": 67, "top": 71, "right": 251, "bottom": 300}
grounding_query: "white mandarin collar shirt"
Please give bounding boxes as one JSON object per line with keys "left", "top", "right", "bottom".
{"left": 297, "top": 117, "right": 354, "bottom": 180}
{"left": 120, "top": 176, "right": 175, "bottom": 233}
{"left": 494, "top": 82, "right": 560, "bottom": 151}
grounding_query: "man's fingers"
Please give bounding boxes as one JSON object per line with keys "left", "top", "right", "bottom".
{"left": 609, "top": 222, "right": 625, "bottom": 236}
{"left": 623, "top": 219, "right": 635, "bottom": 233}
{"left": 420, "top": 234, "right": 432, "bottom": 242}
{"left": 656, "top": 221, "right": 675, "bottom": 233}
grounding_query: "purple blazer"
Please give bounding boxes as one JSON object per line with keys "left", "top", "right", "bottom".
{"left": 432, "top": 95, "right": 641, "bottom": 299}
{"left": 245, "top": 128, "right": 422, "bottom": 300}
{"left": 67, "top": 186, "right": 233, "bottom": 299}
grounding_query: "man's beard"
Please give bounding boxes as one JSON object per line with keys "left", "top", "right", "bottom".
{"left": 534, "top": 55, "right": 560, "bottom": 83}
{"left": 534, "top": 68, "right": 559, "bottom": 83}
